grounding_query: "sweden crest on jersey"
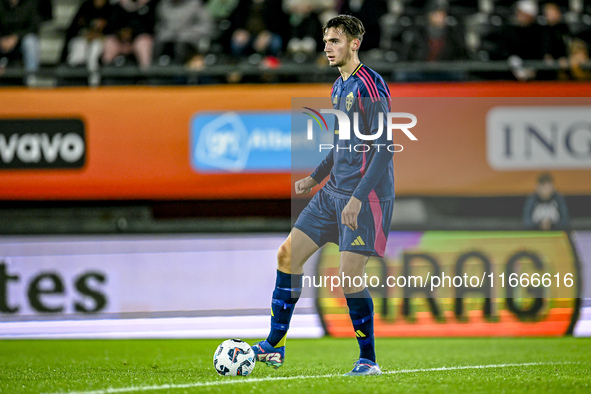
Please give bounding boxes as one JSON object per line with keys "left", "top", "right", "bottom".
{"left": 346, "top": 92, "right": 355, "bottom": 111}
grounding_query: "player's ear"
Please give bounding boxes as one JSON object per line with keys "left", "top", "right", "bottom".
{"left": 351, "top": 38, "right": 360, "bottom": 51}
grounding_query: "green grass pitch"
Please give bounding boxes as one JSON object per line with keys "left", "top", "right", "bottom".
{"left": 1, "top": 337, "right": 590, "bottom": 393}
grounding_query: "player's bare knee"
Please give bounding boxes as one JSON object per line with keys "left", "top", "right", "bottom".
{"left": 277, "top": 242, "right": 292, "bottom": 273}
{"left": 339, "top": 266, "right": 364, "bottom": 294}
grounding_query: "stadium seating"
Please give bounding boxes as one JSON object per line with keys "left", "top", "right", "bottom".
{"left": 1, "top": 0, "right": 591, "bottom": 86}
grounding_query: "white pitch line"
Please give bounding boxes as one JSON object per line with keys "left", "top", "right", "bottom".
{"left": 47, "top": 361, "right": 574, "bottom": 394}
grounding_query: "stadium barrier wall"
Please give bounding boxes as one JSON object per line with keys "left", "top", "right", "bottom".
{"left": 0, "top": 233, "right": 322, "bottom": 339}
{"left": 0, "top": 83, "right": 590, "bottom": 200}
{"left": 0, "top": 231, "right": 590, "bottom": 339}
{"left": 317, "top": 231, "right": 580, "bottom": 337}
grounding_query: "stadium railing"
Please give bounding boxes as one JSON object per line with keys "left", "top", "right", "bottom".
{"left": 1, "top": 59, "right": 590, "bottom": 86}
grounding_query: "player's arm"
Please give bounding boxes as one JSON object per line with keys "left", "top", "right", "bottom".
{"left": 342, "top": 95, "right": 391, "bottom": 231}
{"left": 311, "top": 145, "right": 334, "bottom": 183}
{"left": 295, "top": 149, "right": 334, "bottom": 195}
{"left": 351, "top": 95, "right": 393, "bottom": 201}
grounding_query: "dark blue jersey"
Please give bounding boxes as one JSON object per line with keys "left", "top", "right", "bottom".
{"left": 310, "top": 63, "right": 394, "bottom": 202}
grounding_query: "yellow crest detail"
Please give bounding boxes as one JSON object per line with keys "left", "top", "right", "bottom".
{"left": 346, "top": 92, "right": 354, "bottom": 111}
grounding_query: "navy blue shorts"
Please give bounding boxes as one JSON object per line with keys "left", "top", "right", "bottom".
{"left": 294, "top": 188, "right": 393, "bottom": 257}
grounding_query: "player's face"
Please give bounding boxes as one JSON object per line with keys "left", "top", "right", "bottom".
{"left": 323, "top": 27, "right": 357, "bottom": 68}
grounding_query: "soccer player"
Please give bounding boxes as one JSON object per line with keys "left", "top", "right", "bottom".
{"left": 252, "top": 14, "right": 393, "bottom": 376}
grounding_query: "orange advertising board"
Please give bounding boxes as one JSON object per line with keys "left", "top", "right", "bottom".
{"left": 0, "top": 82, "right": 590, "bottom": 200}
{"left": 315, "top": 231, "right": 579, "bottom": 337}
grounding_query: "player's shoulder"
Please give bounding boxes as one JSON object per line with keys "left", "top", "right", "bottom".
{"left": 330, "top": 75, "right": 342, "bottom": 95}
{"left": 354, "top": 64, "right": 383, "bottom": 81}
{"left": 352, "top": 64, "right": 390, "bottom": 99}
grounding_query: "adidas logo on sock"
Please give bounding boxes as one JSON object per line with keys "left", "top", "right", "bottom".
{"left": 351, "top": 236, "right": 365, "bottom": 246}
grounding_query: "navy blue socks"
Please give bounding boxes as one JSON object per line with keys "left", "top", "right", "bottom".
{"left": 345, "top": 288, "right": 376, "bottom": 362}
{"left": 266, "top": 270, "right": 302, "bottom": 347}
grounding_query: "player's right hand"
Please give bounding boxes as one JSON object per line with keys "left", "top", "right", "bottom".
{"left": 295, "top": 176, "right": 318, "bottom": 195}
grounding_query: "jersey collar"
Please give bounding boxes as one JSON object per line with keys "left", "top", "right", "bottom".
{"left": 351, "top": 63, "right": 363, "bottom": 77}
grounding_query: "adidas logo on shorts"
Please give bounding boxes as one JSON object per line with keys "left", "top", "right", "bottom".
{"left": 351, "top": 236, "right": 365, "bottom": 246}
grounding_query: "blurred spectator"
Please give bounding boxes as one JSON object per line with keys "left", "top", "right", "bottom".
{"left": 398, "top": 2, "right": 467, "bottom": 81}
{"left": 569, "top": 38, "right": 591, "bottom": 80}
{"left": 229, "top": 0, "right": 289, "bottom": 58}
{"left": 505, "top": 0, "right": 545, "bottom": 80}
{"left": 206, "top": 0, "right": 238, "bottom": 21}
{"left": 39, "top": 0, "right": 53, "bottom": 22}
{"left": 401, "top": 3, "right": 467, "bottom": 61}
{"left": 541, "top": 2, "right": 570, "bottom": 79}
{"left": 542, "top": 2, "right": 569, "bottom": 61}
{"left": 102, "top": 0, "right": 157, "bottom": 69}
{"left": 0, "top": 0, "right": 41, "bottom": 79}
{"left": 153, "top": 0, "right": 213, "bottom": 66}
{"left": 205, "top": 0, "right": 239, "bottom": 53}
{"left": 523, "top": 173, "right": 570, "bottom": 231}
{"left": 337, "top": 0, "right": 387, "bottom": 50}
{"left": 62, "top": 0, "right": 112, "bottom": 74}
{"left": 284, "top": 0, "right": 334, "bottom": 58}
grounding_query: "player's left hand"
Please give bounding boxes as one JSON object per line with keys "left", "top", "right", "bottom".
{"left": 342, "top": 196, "right": 362, "bottom": 231}
{"left": 295, "top": 176, "right": 317, "bottom": 195}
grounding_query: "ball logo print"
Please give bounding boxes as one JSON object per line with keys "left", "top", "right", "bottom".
{"left": 213, "top": 339, "right": 256, "bottom": 376}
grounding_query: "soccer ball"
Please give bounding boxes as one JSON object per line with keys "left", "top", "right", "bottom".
{"left": 213, "top": 339, "right": 256, "bottom": 376}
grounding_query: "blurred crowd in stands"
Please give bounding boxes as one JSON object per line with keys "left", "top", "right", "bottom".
{"left": 1, "top": 0, "right": 591, "bottom": 85}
